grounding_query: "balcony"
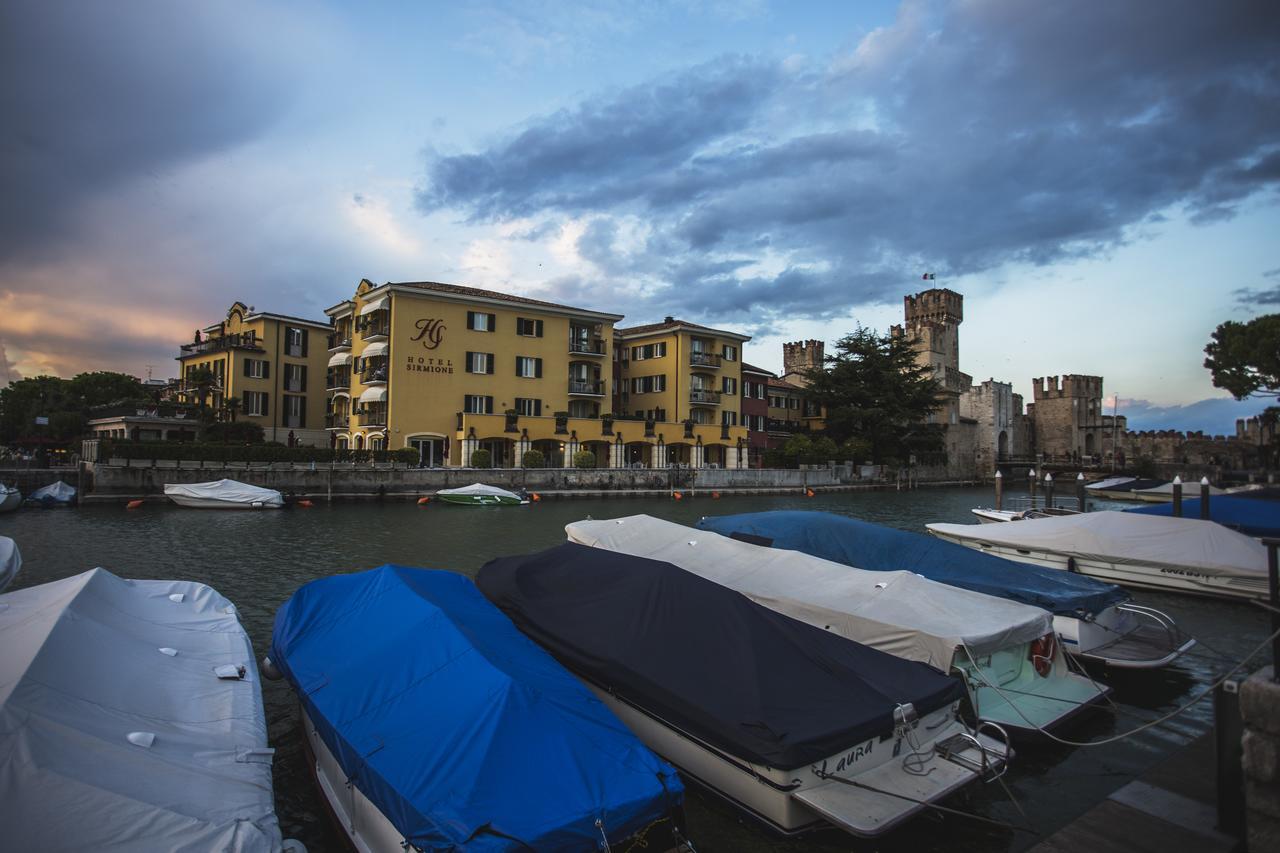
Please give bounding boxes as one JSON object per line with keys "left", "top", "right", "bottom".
{"left": 360, "top": 325, "right": 389, "bottom": 341}
{"left": 355, "top": 409, "right": 386, "bottom": 428}
{"left": 689, "top": 388, "right": 722, "bottom": 405}
{"left": 569, "top": 338, "right": 607, "bottom": 356}
{"left": 689, "top": 352, "right": 721, "bottom": 368}
{"left": 325, "top": 414, "right": 350, "bottom": 430}
{"left": 179, "top": 333, "right": 262, "bottom": 357}
{"left": 326, "top": 371, "right": 350, "bottom": 392}
{"left": 328, "top": 332, "right": 352, "bottom": 351}
{"left": 359, "top": 366, "right": 388, "bottom": 386}
{"left": 569, "top": 379, "right": 605, "bottom": 396}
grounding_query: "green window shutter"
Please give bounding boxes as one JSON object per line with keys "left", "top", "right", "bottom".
{"left": 534, "top": 358, "right": 543, "bottom": 378}
{"left": 488, "top": 313, "right": 496, "bottom": 331}
{"left": 263, "top": 362, "right": 270, "bottom": 380}
{"left": 486, "top": 354, "right": 494, "bottom": 374}
{"left": 301, "top": 329, "right": 309, "bottom": 357}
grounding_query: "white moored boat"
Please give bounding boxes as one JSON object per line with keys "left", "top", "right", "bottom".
{"left": 568, "top": 515, "right": 1109, "bottom": 735}
{"left": 165, "top": 479, "right": 284, "bottom": 509}
{"left": 0, "top": 536, "right": 20, "bottom": 593}
{"left": 927, "top": 512, "right": 1270, "bottom": 601}
{"left": 1130, "top": 481, "right": 1228, "bottom": 503}
{"left": 0, "top": 484, "right": 20, "bottom": 514}
{"left": 0, "top": 568, "right": 286, "bottom": 851}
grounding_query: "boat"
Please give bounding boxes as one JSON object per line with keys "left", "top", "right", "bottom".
{"left": 567, "top": 515, "right": 1107, "bottom": 735}
{"left": 0, "top": 484, "right": 20, "bottom": 513}
{"left": 1126, "top": 490, "right": 1280, "bottom": 538}
{"left": 26, "top": 479, "right": 76, "bottom": 506}
{"left": 477, "top": 542, "right": 1010, "bottom": 839}
{"left": 972, "top": 505, "right": 1080, "bottom": 524}
{"left": 164, "top": 479, "right": 284, "bottom": 509}
{"left": 266, "top": 564, "right": 688, "bottom": 852}
{"left": 0, "top": 536, "right": 19, "bottom": 593}
{"left": 927, "top": 511, "right": 1271, "bottom": 601}
{"left": 435, "top": 482, "right": 529, "bottom": 505}
{"left": 1085, "top": 475, "right": 1137, "bottom": 494}
{"left": 1087, "top": 477, "right": 1165, "bottom": 500}
{"left": 0, "top": 568, "right": 285, "bottom": 851}
{"left": 1130, "top": 481, "right": 1228, "bottom": 503}
{"left": 696, "top": 511, "right": 1193, "bottom": 669}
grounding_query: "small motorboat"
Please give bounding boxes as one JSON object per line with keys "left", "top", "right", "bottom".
{"left": 267, "top": 565, "right": 688, "bottom": 852}
{"left": 1130, "top": 481, "right": 1228, "bottom": 503}
{"left": 1087, "top": 477, "right": 1165, "bottom": 500}
{"left": 927, "top": 512, "right": 1270, "bottom": 601}
{"left": 0, "top": 484, "right": 20, "bottom": 513}
{"left": 26, "top": 480, "right": 76, "bottom": 507}
{"left": 0, "top": 536, "right": 20, "bottom": 593}
{"left": 164, "top": 479, "right": 284, "bottom": 509}
{"left": 697, "top": 511, "right": 1194, "bottom": 669}
{"left": 972, "top": 506, "right": 1080, "bottom": 524}
{"left": 435, "top": 482, "right": 528, "bottom": 505}
{"left": 568, "top": 515, "right": 1108, "bottom": 735}
{"left": 0, "top": 568, "right": 285, "bottom": 851}
{"left": 478, "top": 542, "right": 1009, "bottom": 839}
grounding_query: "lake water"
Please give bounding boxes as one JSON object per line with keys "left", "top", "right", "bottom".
{"left": 2, "top": 487, "right": 1269, "bottom": 852}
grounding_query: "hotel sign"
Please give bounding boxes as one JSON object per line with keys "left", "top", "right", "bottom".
{"left": 406, "top": 318, "right": 453, "bottom": 374}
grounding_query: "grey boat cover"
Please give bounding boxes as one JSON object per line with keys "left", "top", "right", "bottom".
{"left": 1132, "top": 481, "right": 1228, "bottom": 498}
{"left": 29, "top": 480, "right": 76, "bottom": 504}
{"left": 927, "top": 512, "right": 1267, "bottom": 578}
{"left": 436, "top": 483, "right": 524, "bottom": 500}
{"left": 0, "top": 536, "right": 18, "bottom": 593}
{"left": 0, "top": 568, "right": 282, "bottom": 851}
{"left": 566, "top": 515, "right": 1053, "bottom": 670}
{"left": 1085, "top": 476, "right": 1136, "bottom": 491}
{"left": 164, "top": 478, "right": 284, "bottom": 507}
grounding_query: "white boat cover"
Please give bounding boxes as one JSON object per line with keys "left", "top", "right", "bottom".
{"left": 164, "top": 479, "right": 285, "bottom": 507}
{"left": 927, "top": 512, "right": 1267, "bottom": 578}
{"left": 358, "top": 385, "right": 388, "bottom": 403}
{"left": 1132, "top": 481, "right": 1227, "bottom": 498}
{"left": 1085, "top": 476, "right": 1136, "bottom": 491}
{"left": 0, "top": 568, "right": 282, "bottom": 851}
{"left": 327, "top": 351, "right": 351, "bottom": 367}
{"left": 438, "top": 483, "right": 524, "bottom": 500}
{"left": 29, "top": 480, "right": 76, "bottom": 503}
{"left": 358, "top": 294, "right": 388, "bottom": 315}
{"left": 0, "top": 537, "right": 19, "bottom": 593}
{"left": 361, "top": 341, "right": 388, "bottom": 358}
{"left": 567, "top": 515, "right": 1053, "bottom": 669}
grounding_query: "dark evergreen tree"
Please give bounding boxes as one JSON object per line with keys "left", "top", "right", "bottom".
{"left": 1204, "top": 314, "right": 1280, "bottom": 400}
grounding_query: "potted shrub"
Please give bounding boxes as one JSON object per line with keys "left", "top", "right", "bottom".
{"left": 470, "top": 448, "right": 492, "bottom": 468}
{"left": 522, "top": 449, "right": 545, "bottom": 468}
{"left": 573, "top": 449, "right": 596, "bottom": 469}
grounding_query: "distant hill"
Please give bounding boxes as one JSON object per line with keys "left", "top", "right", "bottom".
{"left": 1117, "top": 397, "right": 1274, "bottom": 435}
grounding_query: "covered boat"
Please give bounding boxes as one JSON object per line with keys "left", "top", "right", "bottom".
{"left": 0, "top": 484, "right": 20, "bottom": 513}
{"left": 164, "top": 479, "right": 284, "bottom": 509}
{"left": 435, "top": 483, "right": 528, "bottom": 506}
{"left": 927, "top": 512, "right": 1270, "bottom": 601}
{"left": 478, "top": 543, "right": 1008, "bottom": 839}
{"left": 268, "top": 565, "right": 686, "bottom": 852}
{"left": 1127, "top": 492, "right": 1280, "bottom": 538}
{"left": 1087, "top": 477, "right": 1165, "bottom": 500}
{"left": 1130, "top": 481, "right": 1227, "bottom": 503}
{"left": 0, "top": 568, "right": 283, "bottom": 851}
{"left": 697, "top": 511, "right": 1192, "bottom": 669}
{"left": 0, "top": 536, "right": 19, "bottom": 593}
{"left": 27, "top": 479, "right": 76, "bottom": 506}
{"left": 567, "top": 515, "right": 1106, "bottom": 734}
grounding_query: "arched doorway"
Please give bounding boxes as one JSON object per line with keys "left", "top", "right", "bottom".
{"left": 532, "top": 439, "right": 562, "bottom": 467}
{"left": 582, "top": 440, "right": 610, "bottom": 468}
{"left": 666, "top": 442, "right": 691, "bottom": 466}
{"left": 407, "top": 434, "right": 446, "bottom": 467}
{"left": 997, "top": 430, "right": 1008, "bottom": 461}
{"left": 625, "top": 441, "right": 652, "bottom": 468}
{"left": 1085, "top": 433, "right": 1095, "bottom": 456}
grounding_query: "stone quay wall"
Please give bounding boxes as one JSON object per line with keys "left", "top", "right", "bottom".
{"left": 1243, "top": 665, "right": 1280, "bottom": 852}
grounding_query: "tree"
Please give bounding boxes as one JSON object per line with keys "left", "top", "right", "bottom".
{"left": 223, "top": 396, "right": 241, "bottom": 423}
{"left": 187, "top": 366, "right": 217, "bottom": 411}
{"left": 1204, "top": 314, "right": 1280, "bottom": 399}
{"left": 801, "top": 325, "right": 945, "bottom": 465}
{"left": 0, "top": 371, "right": 148, "bottom": 448}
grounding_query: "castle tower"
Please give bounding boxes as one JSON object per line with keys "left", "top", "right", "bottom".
{"left": 890, "top": 287, "right": 969, "bottom": 424}
{"left": 1027, "top": 374, "right": 1106, "bottom": 461}
{"left": 781, "top": 339, "right": 825, "bottom": 386}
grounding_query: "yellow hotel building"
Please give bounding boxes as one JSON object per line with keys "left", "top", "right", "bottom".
{"left": 176, "top": 302, "right": 331, "bottom": 445}
{"left": 325, "top": 280, "right": 750, "bottom": 468}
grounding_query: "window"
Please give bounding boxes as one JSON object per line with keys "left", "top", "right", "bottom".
{"left": 285, "top": 326, "right": 308, "bottom": 358}
{"left": 464, "top": 395, "right": 494, "bottom": 414}
{"left": 283, "top": 394, "right": 305, "bottom": 428}
{"left": 284, "top": 363, "right": 307, "bottom": 392}
{"left": 722, "top": 344, "right": 738, "bottom": 361}
{"left": 722, "top": 411, "right": 738, "bottom": 426}
{"left": 515, "top": 398, "right": 542, "bottom": 417}
{"left": 516, "top": 317, "right": 544, "bottom": 337}
{"left": 243, "top": 359, "right": 268, "bottom": 379}
{"left": 244, "top": 391, "right": 268, "bottom": 417}
{"left": 466, "top": 351, "right": 495, "bottom": 374}
{"left": 629, "top": 375, "right": 666, "bottom": 394}
{"left": 515, "top": 356, "right": 543, "bottom": 378}
{"left": 789, "top": 397, "right": 800, "bottom": 410}
{"left": 467, "top": 311, "right": 496, "bottom": 332}
{"left": 630, "top": 342, "right": 666, "bottom": 361}
{"left": 721, "top": 377, "right": 738, "bottom": 395}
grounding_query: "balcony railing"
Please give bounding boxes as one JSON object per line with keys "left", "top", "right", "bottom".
{"left": 359, "top": 323, "right": 389, "bottom": 340}
{"left": 689, "top": 388, "right": 722, "bottom": 404}
{"left": 689, "top": 352, "right": 722, "bottom": 368}
{"left": 355, "top": 409, "right": 387, "bottom": 427}
{"left": 179, "top": 333, "right": 262, "bottom": 356}
{"left": 569, "top": 380, "right": 604, "bottom": 396}
{"left": 569, "top": 339, "right": 606, "bottom": 356}
{"left": 328, "top": 332, "right": 352, "bottom": 350}
{"left": 358, "top": 367, "right": 388, "bottom": 385}
{"left": 325, "top": 414, "right": 350, "bottom": 429}
{"left": 326, "top": 371, "right": 351, "bottom": 391}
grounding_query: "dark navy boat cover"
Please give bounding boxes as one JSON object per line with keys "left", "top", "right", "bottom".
{"left": 269, "top": 565, "right": 682, "bottom": 852}
{"left": 1128, "top": 494, "right": 1280, "bottom": 538}
{"left": 476, "top": 543, "right": 965, "bottom": 771}
{"left": 696, "top": 511, "right": 1128, "bottom": 618}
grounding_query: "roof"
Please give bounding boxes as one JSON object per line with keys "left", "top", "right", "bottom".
{"left": 373, "top": 280, "right": 625, "bottom": 321}
{"left": 615, "top": 317, "right": 752, "bottom": 342}
{"left": 740, "top": 362, "right": 777, "bottom": 377}
{"left": 768, "top": 377, "right": 804, "bottom": 390}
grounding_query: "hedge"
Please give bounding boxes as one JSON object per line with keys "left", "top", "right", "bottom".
{"left": 98, "top": 440, "right": 418, "bottom": 465}
{"left": 573, "top": 450, "right": 597, "bottom": 469}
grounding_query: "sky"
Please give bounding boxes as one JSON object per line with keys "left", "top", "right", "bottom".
{"left": 2, "top": 0, "right": 1278, "bottom": 432}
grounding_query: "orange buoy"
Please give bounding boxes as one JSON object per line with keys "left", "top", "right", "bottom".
{"left": 672, "top": 491, "right": 683, "bottom": 500}
{"left": 297, "top": 499, "right": 314, "bottom": 508}
{"left": 417, "top": 496, "right": 432, "bottom": 505}
{"left": 126, "top": 499, "right": 144, "bottom": 510}
{"left": 531, "top": 493, "right": 541, "bottom": 502}
{"left": 805, "top": 488, "right": 816, "bottom": 498}
{"left": 711, "top": 491, "right": 721, "bottom": 499}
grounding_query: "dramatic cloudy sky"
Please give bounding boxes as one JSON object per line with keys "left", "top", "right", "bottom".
{"left": 3, "top": 0, "right": 1278, "bottom": 430}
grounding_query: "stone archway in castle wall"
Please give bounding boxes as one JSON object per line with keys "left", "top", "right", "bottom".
{"left": 1085, "top": 433, "right": 1095, "bottom": 455}
{"left": 997, "top": 430, "right": 1008, "bottom": 460}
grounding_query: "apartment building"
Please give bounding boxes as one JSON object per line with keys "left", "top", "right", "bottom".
{"left": 176, "top": 301, "right": 330, "bottom": 445}
{"left": 740, "top": 362, "right": 775, "bottom": 466}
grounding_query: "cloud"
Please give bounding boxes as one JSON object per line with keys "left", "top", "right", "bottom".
{"left": 416, "top": 0, "right": 1280, "bottom": 329}
{"left": 1117, "top": 396, "right": 1275, "bottom": 434}
{"left": 1233, "top": 284, "right": 1280, "bottom": 306}
{"left": 0, "top": 337, "right": 20, "bottom": 385}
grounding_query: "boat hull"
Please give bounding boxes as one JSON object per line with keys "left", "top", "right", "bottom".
{"left": 167, "top": 495, "right": 282, "bottom": 509}
{"left": 0, "top": 489, "right": 20, "bottom": 514}
{"left": 436, "top": 493, "right": 527, "bottom": 506}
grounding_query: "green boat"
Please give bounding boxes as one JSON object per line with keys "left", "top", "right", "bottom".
{"left": 435, "top": 483, "right": 529, "bottom": 506}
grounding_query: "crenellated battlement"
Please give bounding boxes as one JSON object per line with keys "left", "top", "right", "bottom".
{"left": 782, "top": 339, "right": 825, "bottom": 378}
{"left": 903, "top": 288, "right": 963, "bottom": 326}
{"left": 1032, "top": 374, "right": 1104, "bottom": 400}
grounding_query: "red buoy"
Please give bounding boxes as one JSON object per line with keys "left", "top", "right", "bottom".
{"left": 711, "top": 491, "right": 721, "bottom": 499}
{"left": 672, "top": 491, "right": 683, "bottom": 500}
{"left": 297, "top": 499, "right": 314, "bottom": 508}
{"left": 805, "top": 488, "right": 816, "bottom": 498}
{"left": 417, "top": 496, "right": 432, "bottom": 505}
{"left": 126, "top": 500, "right": 144, "bottom": 510}
{"left": 531, "top": 493, "right": 541, "bottom": 502}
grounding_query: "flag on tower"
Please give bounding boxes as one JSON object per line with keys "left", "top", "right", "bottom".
{"left": 922, "top": 272, "right": 936, "bottom": 280}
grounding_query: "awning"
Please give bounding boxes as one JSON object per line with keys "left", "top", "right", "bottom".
{"left": 358, "top": 295, "right": 389, "bottom": 316}
{"left": 359, "top": 386, "right": 388, "bottom": 403}
{"left": 327, "top": 352, "right": 352, "bottom": 367}
{"left": 362, "top": 341, "right": 388, "bottom": 358}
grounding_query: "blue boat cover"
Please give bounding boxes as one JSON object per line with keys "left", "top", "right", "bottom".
{"left": 1127, "top": 494, "right": 1280, "bottom": 538}
{"left": 477, "top": 543, "right": 966, "bottom": 770}
{"left": 696, "top": 511, "right": 1129, "bottom": 618}
{"left": 269, "top": 566, "right": 682, "bottom": 852}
